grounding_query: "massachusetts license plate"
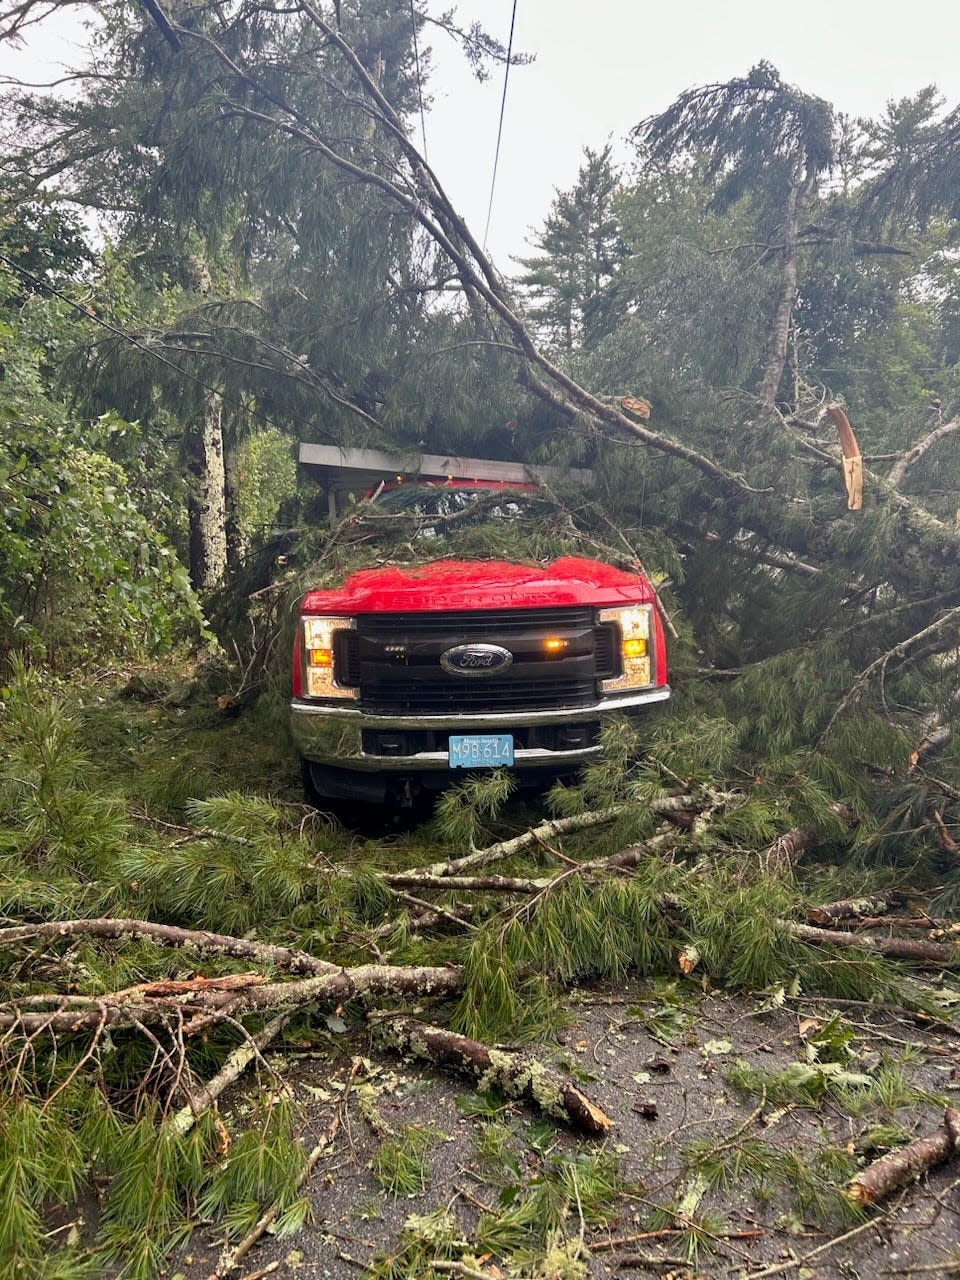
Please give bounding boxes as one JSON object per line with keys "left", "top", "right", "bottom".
{"left": 448, "top": 734, "right": 514, "bottom": 769}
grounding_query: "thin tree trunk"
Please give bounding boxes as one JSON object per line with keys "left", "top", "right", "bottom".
{"left": 758, "top": 166, "right": 817, "bottom": 415}
{"left": 187, "top": 389, "right": 228, "bottom": 589}
{"left": 223, "top": 413, "right": 243, "bottom": 569}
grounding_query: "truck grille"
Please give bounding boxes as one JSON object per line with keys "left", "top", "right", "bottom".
{"left": 350, "top": 607, "right": 609, "bottom": 714}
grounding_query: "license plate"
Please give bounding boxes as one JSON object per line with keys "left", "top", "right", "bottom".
{"left": 448, "top": 734, "right": 514, "bottom": 769}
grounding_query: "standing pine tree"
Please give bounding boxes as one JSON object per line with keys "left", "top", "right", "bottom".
{"left": 515, "top": 145, "right": 623, "bottom": 356}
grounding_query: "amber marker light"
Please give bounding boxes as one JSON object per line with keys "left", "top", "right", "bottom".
{"left": 309, "top": 648, "right": 333, "bottom": 668}
{"left": 544, "top": 637, "right": 567, "bottom": 653}
{"left": 623, "top": 637, "right": 647, "bottom": 658}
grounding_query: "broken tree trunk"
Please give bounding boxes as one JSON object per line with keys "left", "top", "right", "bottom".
{"left": 375, "top": 1015, "right": 612, "bottom": 1134}
{"left": 827, "top": 402, "right": 863, "bottom": 510}
{"left": 761, "top": 804, "right": 855, "bottom": 874}
{"left": 847, "top": 1107, "right": 960, "bottom": 1205}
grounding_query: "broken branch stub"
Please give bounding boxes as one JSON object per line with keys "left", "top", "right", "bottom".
{"left": 847, "top": 1107, "right": 960, "bottom": 1205}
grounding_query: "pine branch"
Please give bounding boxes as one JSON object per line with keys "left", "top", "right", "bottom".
{"left": 821, "top": 605, "right": 960, "bottom": 741}
{"left": 847, "top": 1108, "right": 960, "bottom": 1205}
{"left": 404, "top": 797, "right": 694, "bottom": 880}
{"left": 784, "top": 921, "right": 960, "bottom": 966}
{"left": 169, "top": 1012, "right": 292, "bottom": 1136}
{"left": 887, "top": 419, "right": 960, "bottom": 489}
{"left": 0, "top": 918, "right": 341, "bottom": 976}
{"left": 0, "top": 964, "right": 465, "bottom": 1035}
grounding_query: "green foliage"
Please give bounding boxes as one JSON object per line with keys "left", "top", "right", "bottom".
{"left": 680, "top": 1133, "right": 860, "bottom": 1229}
{"left": 432, "top": 769, "right": 516, "bottom": 848}
{"left": 234, "top": 428, "right": 297, "bottom": 551}
{"left": 370, "top": 1124, "right": 443, "bottom": 1197}
{"left": 0, "top": 662, "right": 130, "bottom": 900}
{"left": 0, "top": 279, "right": 205, "bottom": 664}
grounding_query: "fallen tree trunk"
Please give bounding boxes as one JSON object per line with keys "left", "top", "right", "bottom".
{"left": 847, "top": 1107, "right": 960, "bottom": 1205}
{"left": 375, "top": 1015, "right": 612, "bottom": 1134}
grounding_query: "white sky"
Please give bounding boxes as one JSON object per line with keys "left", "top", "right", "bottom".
{"left": 3, "top": 1, "right": 960, "bottom": 268}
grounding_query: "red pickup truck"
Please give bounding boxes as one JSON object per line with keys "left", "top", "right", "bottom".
{"left": 291, "top": 448, "right": 670, "bottom": 806}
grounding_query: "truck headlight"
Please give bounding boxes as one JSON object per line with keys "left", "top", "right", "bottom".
{"left": 598, "top": 605, "right": 654, "bottom": 691}
{"left": 301, "top": 615, "right": 357, "bottom": 699}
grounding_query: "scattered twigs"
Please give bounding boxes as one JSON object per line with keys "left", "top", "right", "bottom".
{"left": 847, "top": 1107, "right": 960, "bottom": 1206}
{"left": 375, "top": 1015, "right": 612, "bottom": 1134}
{"left": 211, "top": 1064, "right": 357, "bottom": 1278}
{"left": 785, "top": 921, "right": 960, "bottom": 966}
{"left": 0, "top": 918, "right": 340, "bottom": 976}
{"left": 169, "top": 1012, "right": 293, "bottom": 1137}
{"left": 742, "top": 1214, "right": 889, "bottom": 1278}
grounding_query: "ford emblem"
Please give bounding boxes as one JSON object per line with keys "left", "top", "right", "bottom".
{"left": 440, "top": 643, "right": 514, "bottom": 678}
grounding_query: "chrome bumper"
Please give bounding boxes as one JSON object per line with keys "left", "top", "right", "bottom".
{"left": 291, "top": 687, "right": 671, "bottom": 773}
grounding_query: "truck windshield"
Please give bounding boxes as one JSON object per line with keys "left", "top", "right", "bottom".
{"left": 368, "top": 484, "right": 538, "bottom": 522}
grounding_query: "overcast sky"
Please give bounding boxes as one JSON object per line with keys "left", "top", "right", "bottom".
{"left": 3, "top": 1, "right": 960, "bottom": 268}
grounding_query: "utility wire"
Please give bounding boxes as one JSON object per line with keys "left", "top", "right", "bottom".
{"left": 482, "top": 0, "right": 518, "bottom": 254}
{"left": 408, "top": 0, "right": 428, "bottom": 161}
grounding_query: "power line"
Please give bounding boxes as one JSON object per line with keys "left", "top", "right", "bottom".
{"left": 409, "top": 0, "right": 428, "bottom": 161}
{"left": 483, "top": 0, "right": 518, "bottom": 254}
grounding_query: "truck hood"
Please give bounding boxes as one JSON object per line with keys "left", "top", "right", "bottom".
{"left": 301, "top": 556, "right": 655, "bottom": 614}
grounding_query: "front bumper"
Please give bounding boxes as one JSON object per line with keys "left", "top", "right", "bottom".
{"left": 291, "top": 686, "right": 671, "bottom": 773}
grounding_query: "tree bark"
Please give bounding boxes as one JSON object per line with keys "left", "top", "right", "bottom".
{"left": 785, "top": 921, "right": 960, "bottom": 965}
{"left": 806, "top": 891, "right": 906, "bottom": 925}
{"left": 847, "top": 1108, "right": 960, "bottom": 1205}
{"left": 187, "top": 388, "right": 228, "bottom": 590}
{"left": 375, "top": 1015, "right": 612, "bottom": 1133}
{"left": 887, "top": 419, "right": 960, "bottom": 490}
{"left": 758, "top": 165, "right": 817, "bottom": 415}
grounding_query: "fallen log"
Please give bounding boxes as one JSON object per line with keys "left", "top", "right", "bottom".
{"left": 375, "top": 1014, "right": 612, "bottom": 1134}
{"left": 762, "top": 804, "right": 856, "bottom": 875}
{"left": 847, "top": 1107, "right": 960, "bottom": 1205}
